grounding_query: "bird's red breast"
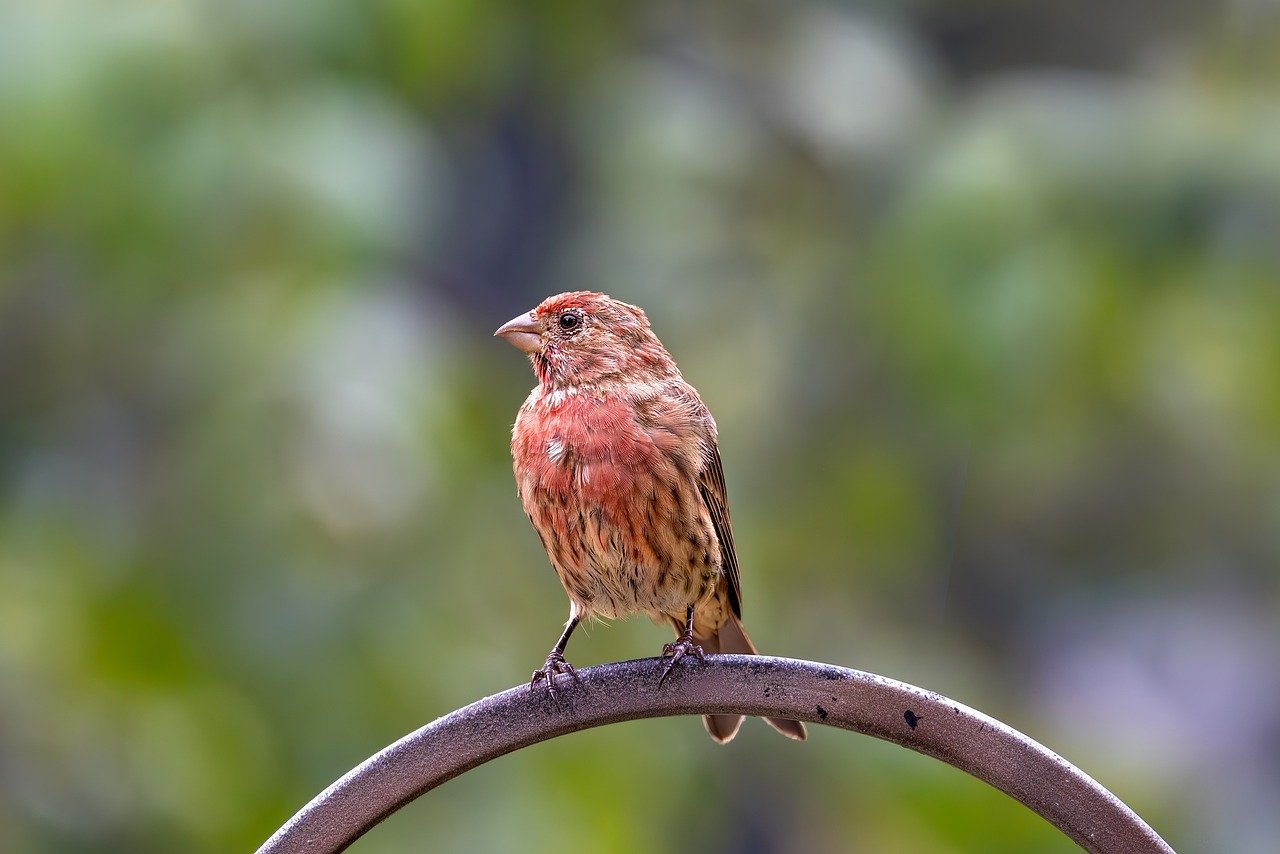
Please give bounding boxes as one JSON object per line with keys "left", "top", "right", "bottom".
{"left": 512, "top": 382, "right": 720, "bottom": 620}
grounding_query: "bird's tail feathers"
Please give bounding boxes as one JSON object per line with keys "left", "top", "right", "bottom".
{"left": 700, "top": 615, "right": 807, "bottom": 743}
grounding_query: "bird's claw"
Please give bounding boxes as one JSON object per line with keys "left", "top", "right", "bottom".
{"left": 658, "top": 637, "right": 706, "bottom": 688}
{"left": 531, "top": 652, "right": 579, "bottom": 702}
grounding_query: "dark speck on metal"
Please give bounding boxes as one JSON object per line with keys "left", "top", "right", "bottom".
{"left": 256, "top": 655, "right": 1174, "bottom": 854}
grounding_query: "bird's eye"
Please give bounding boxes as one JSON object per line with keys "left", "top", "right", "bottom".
{"left": 557, "top": 311, "right": 581, "bottom": 331}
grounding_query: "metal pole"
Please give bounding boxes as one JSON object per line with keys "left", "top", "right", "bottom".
{"left": 257, "top": 655, "right": 1174, "bottom": 854}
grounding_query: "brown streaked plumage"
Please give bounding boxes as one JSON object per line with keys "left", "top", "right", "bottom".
{"left": 495, "top": 291, "right": 805, "bottom": 743}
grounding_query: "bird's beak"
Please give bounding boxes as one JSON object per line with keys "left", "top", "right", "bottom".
{"left": 494, "top": 311, "right": 543, "bottom": 354}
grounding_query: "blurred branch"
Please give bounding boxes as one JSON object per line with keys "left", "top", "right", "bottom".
{"left": 256, "top": 656, "right": 1172, "bottom": 854}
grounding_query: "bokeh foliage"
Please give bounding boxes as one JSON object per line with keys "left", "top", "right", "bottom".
{"left": 2, "top": 1, "right": 1278, "bottom": 852}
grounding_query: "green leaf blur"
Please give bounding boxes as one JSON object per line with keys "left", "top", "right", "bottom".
{"left": 1, "top": 2, "right": 1276, "bottom": 852}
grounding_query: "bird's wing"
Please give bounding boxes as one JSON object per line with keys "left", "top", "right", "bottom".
{"left": 699, "top": 441, "right": 742, "bottom": 618}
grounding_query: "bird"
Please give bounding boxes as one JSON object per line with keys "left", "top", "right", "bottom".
{"left": 494, "top": 291, "right": 806, "bottom": 743}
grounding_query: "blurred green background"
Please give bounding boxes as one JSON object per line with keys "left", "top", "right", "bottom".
{"left": 2, "top": 1, "right": 1278, "bottom": 852}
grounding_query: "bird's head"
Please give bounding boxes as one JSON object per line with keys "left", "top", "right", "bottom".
{"left": 495, "top": 291, "right": 678, "bottom": 390}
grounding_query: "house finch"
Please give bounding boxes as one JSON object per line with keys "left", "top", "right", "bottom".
{"left": 495, "top": 291, "right": 806, "bottom": 743}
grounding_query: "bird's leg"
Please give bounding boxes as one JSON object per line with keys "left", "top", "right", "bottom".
{"left": 531, "top": 610, "right": 581, "bottom": 701}
{"left": 659, "top": 604, "right": 706, "bottom": 687}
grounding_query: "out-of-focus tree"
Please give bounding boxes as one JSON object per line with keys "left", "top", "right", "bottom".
{"left": 1, "top": 1, "right": 1277, "bottom": 852}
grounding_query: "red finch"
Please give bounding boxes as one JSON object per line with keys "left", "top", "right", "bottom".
{"left": 495, "top": 291, "right": 806, "bottom": 743}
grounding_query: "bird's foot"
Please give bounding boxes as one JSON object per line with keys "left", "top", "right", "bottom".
{"left": 531, "top": 652, "right": 578, "bottom": 702}
{"left": 658, "top": 636, "right": 706, "bottom": 688}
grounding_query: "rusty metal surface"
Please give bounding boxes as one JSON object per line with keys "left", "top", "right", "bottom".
{"left": 256, "top": 655, "right": 1175, "bottom": 854}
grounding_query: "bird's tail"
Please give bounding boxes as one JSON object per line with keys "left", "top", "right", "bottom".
{"left": 699, "top": 615, "right": 808, "bottom": 744}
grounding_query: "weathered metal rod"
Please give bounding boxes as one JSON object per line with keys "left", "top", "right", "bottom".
{"left": 257, "top": 655, "right": 1173, "bottom": 854}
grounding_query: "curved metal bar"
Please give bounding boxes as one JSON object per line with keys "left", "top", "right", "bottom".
{"left": 257, "top": 656, "right": 1173, "bottom": 854}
